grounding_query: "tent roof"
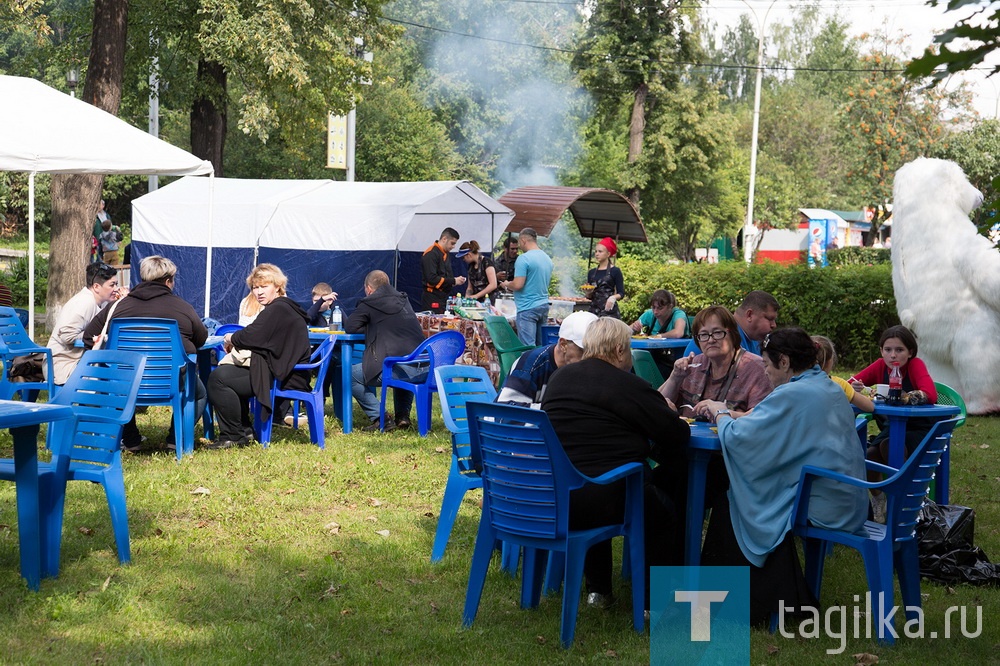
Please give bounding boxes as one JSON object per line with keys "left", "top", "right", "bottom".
{"left": 799, "top": 208, "right": 849, "bottom": 229}
{"left": 0, "top": 75, "right": 213, "bottom": 175}
{"left": 498, "top": 186, "right": 646, "bottom": 242}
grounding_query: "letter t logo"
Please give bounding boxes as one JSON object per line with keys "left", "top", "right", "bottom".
{"left": 675, "top": 590, "right": 729, "bottom": 641}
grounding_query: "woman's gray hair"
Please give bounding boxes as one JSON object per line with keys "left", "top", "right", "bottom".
{"left": 139, "top": 256, "right": 177, "bottom": 283}
{"left": 582, "top": 317, "right": 632, "bottom": 363}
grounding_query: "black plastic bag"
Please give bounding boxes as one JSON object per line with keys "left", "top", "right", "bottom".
{"left": 917, "top": 501, "right": 1000, "bottom": 586}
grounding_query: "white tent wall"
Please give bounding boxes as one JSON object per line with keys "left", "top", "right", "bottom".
{"left": 0, "top": 74, "right": 213, "bottom": 336}
{"left": 131, "top": 178, "right": 513, "bottom": 322}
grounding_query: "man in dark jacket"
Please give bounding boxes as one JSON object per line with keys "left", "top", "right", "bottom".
{"left": 83, "top": 255, "right": 209, "bottom": 450}
{"left": 420, "top": 227, "right": 466, "bottom": 313}
{"left": 345, "top": 270, "right": 426, "bottom": 431}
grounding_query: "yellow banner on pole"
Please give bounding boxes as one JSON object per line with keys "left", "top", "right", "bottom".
{"left": 327, "top": 113, "right": 348, "bottom": 169}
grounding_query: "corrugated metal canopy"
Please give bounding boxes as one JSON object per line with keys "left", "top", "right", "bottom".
{"left": 498, "top": 186, "right": 647, "bottom": 242}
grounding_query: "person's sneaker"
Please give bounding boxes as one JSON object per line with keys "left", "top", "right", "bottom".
{"left": 395, "top": 417, "right": 412, "bottom": 431}
{"left": 871, "top": 492, "right": 887, "bottom": 524}
{"left": 284, "top": 413, "right": 305, "bottom": 427}
{"left": 586, "top": 592, "right": 614, "bottom": 609}
{"left": 205, "top": 437, "right": 250, "bottom": 451}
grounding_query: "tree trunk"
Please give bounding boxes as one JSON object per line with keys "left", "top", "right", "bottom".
{"left": 190, "top": 59, "right": 227, "bottom": 176}
{"left": 626, "top": 82, "right": 648, "bottom": 206}
{"left": 47, "top": 0, "right": 128, "bottom": 328}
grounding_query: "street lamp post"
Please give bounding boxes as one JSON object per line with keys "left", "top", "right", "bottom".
{"left": 741, "top": 0, "right": 779, "bottom": 264}
{"left": 66, "top": 69, "right": 78, "bottom": 98}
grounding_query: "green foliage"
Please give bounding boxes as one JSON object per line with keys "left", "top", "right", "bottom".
{"left": 826, "top": 246, "right": 892, "bottom": 266}
{"left": 615, "top": 258, "right": 896, "bottom": 367}
{"left": 932, "top": 118, "right": 1000, "bottom": 233}
{"left": 906, "top": 0, "right": 1000, "bottom": 83}
{"left": 0, "top": 255, "right": 48, "bottom": 308}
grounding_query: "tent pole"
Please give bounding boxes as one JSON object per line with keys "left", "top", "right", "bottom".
{"left": 203, "top": 172, "right": 215, "bottom": 318}
{"left": 28, "top": 172, "right": 35, "bottom": 338}
{"left": 587, "top": 235, "right": 594, "bottom": 274}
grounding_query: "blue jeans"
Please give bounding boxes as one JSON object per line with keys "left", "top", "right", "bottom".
{"left": 516, "top": 304, "right": 550, "bottom": 346}
{"left": 351, "top": 363, "right": 380, "bottom": 421}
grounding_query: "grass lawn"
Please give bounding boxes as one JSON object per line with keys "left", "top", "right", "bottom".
{"left": 0, "top": 400, "right": 997, "bottom": 664}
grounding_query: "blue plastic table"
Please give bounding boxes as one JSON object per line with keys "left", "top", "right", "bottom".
{"left": 870, "top": 402, "right": 960, "bottom": 503}
{"left": 0, "top": 400, "right": 74, "bottom": 589}
{"left": 629, "top": 336, "right": 691, "bottom": 351}
{"left": 685, "top": 420, "right": 721, "bottom": 566}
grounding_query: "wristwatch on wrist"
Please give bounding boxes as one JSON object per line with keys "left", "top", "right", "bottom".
{"left": 715, "top": 409, "right": 731, "bottom": 419}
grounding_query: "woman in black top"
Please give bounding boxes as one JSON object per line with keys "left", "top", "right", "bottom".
{"left": 586, "top": 237, "right": 625, "bottom": 319}
{"left": 542, "top": 317, "right": 689, "bottom": 608}
{"left": 207, "top": 264, "right": 311, "bottom": 449}
{"left": 459, "top": 240, "right": 498, "bottom": 303}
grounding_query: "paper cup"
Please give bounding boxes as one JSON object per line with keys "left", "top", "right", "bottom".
{"left": 876, "top": 383, "right": 889, "bottom": 397}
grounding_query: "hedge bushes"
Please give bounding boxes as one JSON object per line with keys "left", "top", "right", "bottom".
{"left": 0, "top": 255, "right": 47, "bottom": 309}
{"left": 612, "top": 259, "right": 896, "bottom": 369}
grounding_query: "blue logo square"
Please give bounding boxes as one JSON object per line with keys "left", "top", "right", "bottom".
{"left": 650, "top": 566, "right": 750, "bottom": 665}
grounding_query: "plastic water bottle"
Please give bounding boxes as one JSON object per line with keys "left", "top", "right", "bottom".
{"left": 888, "top": 362, "right": 903, "bottom": 405}
{"left": 330, "top": 305, "right": 343, "bottom": 332}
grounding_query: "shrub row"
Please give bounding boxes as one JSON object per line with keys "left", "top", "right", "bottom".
{"left": 0, "top": 255, "right": 47, "bottom": 309}
{"left": 611, "top": 258, "right": 896, "bottom": 369}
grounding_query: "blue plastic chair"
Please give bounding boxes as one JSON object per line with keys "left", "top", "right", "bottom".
{"left": 202, "top": 323, "right": 245, "bottom": 440}
{"left": 0, "top": 350, "right": 146, "bottom": 568}
{"left": 212, "top": 324, "right": 244, "bottom": 364}
{"left": 253, "top": 335, "right": 336, "bottom": 449}
{"left": 0, "top": 305, "right": 54, "bottom": 400}
{"left": 792, "top": 417, "right": 959, "bottom": 645}
{"left": 106, "top": 318, "right": 197, "bottom": 460}
{"left": 379, "top": 330, "right": 465, "bottom": 436}
{"left": 463, "top": 402, "right": 645, "bottom": 648}
{"left": 432, "top": 365, "right": 497, "bottom": 562}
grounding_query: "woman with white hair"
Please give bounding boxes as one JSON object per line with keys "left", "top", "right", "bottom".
{"left": 541, "top": 317, "right": 689, "bottom": 609}
{"left": 207, "top": 264, "right": 311, "bottom": 450}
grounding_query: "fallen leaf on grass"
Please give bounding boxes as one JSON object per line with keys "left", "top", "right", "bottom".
{"left": 980, "top": 444, "right": 990, "bottom": 449}
{"left": 767, "top": 644, "right": 779, "bottom": 655}
{"left": 153, "top": 528, "right": 163, "bottom": 536}
{"left": 375, "top": 529, "right": 390, "bottom": 537}
{"left": 604, "top": 649, "right": 617, "bottom": 658}
{"left": 852, "top": 653, "right": 878, "bottom": 665}
{"left": 535, "top": 636, "right": 546, "bottom": 645}
{"left": 341, "top": 609, "right": 352, "bottom": 615}
{"left": 365, "top": 516, "right": 378, "bottom": 523}
{"left": 423, "top": 512, "right": 434, "bottom": 518}
{"left": 429, "top": 601, "right": 439, "bottom": 613}
{"left": 434, "top": 447, "right": 445, "bottom": 454}
{"left": 283, "top": 489, "right": 296, "bottom": 495}
{"left": 324, "top": 521, "right": 341, "bottom": 535}
{"left": 368, "top": 497, "right": 382, "bottom": 507}
{"left": 190, "top": 487, "right": 211, "bottom": 495}
{"left": 78, "top": 527, "right": 93, "bottom": 536}
{"left": 365, "top": 455, "right": 375, "bottom": 465}
{"left": 196, "top": 521, "right": 209, "bottom": 528}
{"left": 101, "top": 575, "right": 112, "bottom": 592}
{"left": 321, "top": 584, "right": 341, "bottom": 600}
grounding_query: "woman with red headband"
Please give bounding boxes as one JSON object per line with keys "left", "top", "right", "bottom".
{"left": 586, "top": 237, "right": 625, "bottom": 319}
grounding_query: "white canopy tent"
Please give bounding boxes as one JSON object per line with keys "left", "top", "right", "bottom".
{"left": 0, "top": 75, "right": 213, "bottom": 336}
{"left": 131, "top": 178, "right": 514, "bottom": 321}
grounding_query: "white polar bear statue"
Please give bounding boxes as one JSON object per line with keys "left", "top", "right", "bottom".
{"left": 891, "top": 157, "right": 995, "bottom": 414}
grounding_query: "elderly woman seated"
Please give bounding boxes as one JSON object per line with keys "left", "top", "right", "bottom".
{"left": 541, "top": 317, "right": 690, "bottom": 609}
{"left": 658, "top": 305, "right": 771, "bottom": 419}
{"left": 207, "top": 264, "right": 311, "bottom": 450}
{"left": 695, "top": 327, "right": 869, "bottom": 625}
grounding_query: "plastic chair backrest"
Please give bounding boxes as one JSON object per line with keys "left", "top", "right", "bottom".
{"left": 0, "top": 306, "right": 39, "bottom": 351}
{"left": 213, "top": 323, "right": 244, "bottom": 361}
{"left": 467, "top": 401, "right": 586, "bottom": 542}
{"left": 407, "top": 330, "right": 466, "bottom": 391}
{"left": 435, "top": 364, "right": 497, "bottom": 434}
{"left": 297, "top": 335, "right": 337, "bottom": 380}
{"left": 106, "top": 318, "right": 187, "bottom": 402}
{"left": 631, "top": 349, "right": 664, "bottom": 386}
{"left": 483, "top": 314, "right": 529, "bottom": 353}
{"left": 50, "top": 350, "right": 146, "bottom": 467}
{"left": 887, "top": 417, "right": 959, "bottom": 541}
{"left": 934, "top": 382, "right": 966, "bottom": 429}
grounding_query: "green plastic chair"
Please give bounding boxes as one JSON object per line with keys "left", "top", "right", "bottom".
{"left": 934, "top": 382, "right": 966, "bottom": 429}
{"left": 631, "top": 349, "right": 664, "bottom": 387}
{"left": 483, "top": 314, "right": 535, "bottom": 386}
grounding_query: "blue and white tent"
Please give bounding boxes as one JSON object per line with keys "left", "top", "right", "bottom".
{"left": 131, "top": 177, "right": 514, "bottom": 322}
